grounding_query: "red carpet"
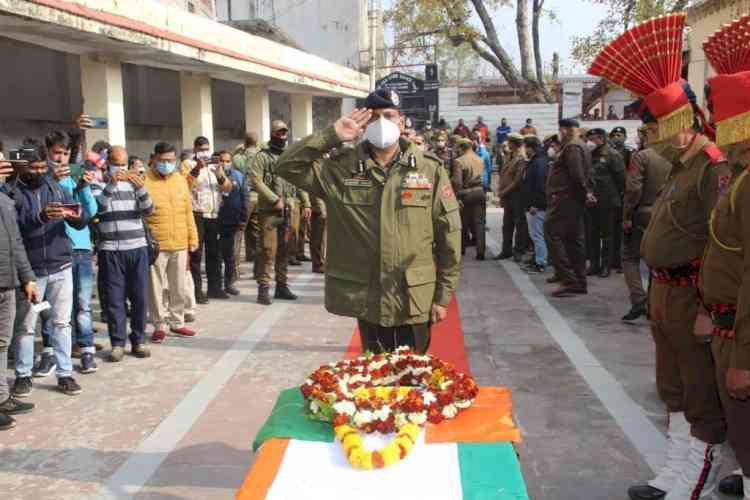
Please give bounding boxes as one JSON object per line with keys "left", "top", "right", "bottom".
{"left": 343, "top": 295, "right": 471, "bottom": 375}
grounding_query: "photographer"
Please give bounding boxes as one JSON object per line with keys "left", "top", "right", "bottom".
{"left": 2, "top": 142, "right": 90, "bottom": 397}
{"left": 186, "top": 137, "right": 232, "bottom": 302}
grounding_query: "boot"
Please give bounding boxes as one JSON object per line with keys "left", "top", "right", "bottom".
{"left": 622, "top": 301, "right": 648, "bottom": 322}
{"left": 718, "top": 470, "right": 744, "bottom": 496}
{"left": 257, "top": 285, "right": 272, "bottom": 306}
{"left": 664, "top": 436, "right": 723, "bottom": 500}
{"left": 274, "top": 285, "right": 298, "bottom": 300}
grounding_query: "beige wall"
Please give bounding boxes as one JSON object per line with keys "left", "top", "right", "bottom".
{"left": 688, "top": 0, "right": 750, "bottom": 107}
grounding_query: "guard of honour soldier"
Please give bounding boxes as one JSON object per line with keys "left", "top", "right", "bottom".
{"left": 590, "top": 12, "right": 749, "bottom": 499}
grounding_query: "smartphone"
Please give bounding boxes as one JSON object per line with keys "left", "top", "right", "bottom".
{"left": 90, "top": 117, "right": 108, "bottom": 129}
{"left": 61, "top": 203, "right": 82, "bottom": 218}
{"left": 68, "top": 163, "right": 85, "bottom": 179}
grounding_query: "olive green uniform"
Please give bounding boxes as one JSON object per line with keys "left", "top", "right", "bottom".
{"left": 700, "top": 163, "right": 750, "bottom": 473}
{"left": 284, "top": 183, "right": 311, "bottom": 263}
{"left": 587, "top": 144, "right": 625, "bottom": 274}
{"left": 641, "top": 135, "right": 726, "bottom": 445}
{"left": 452, "top": 149, "right": 486, "bottom": 257}
{"left": 622, "top": 148, "right": 671, "bottom": 306}
{"left": 233, "top": 147, "right": 261, "bottom": 265}
{"left": 275, "top": 127, "right": 462, "bottom": 353}
{"left": 310, "top": 195, "right": 327, "bottom": 272}
{"left": 498, "top": 152, "right": 529, "bottom": 257}
{"left": 545, "top": 137, "right": 592, "bottom": 287}
{"left": 249, "top": 148, "right": 290, "bottom": 287}
{"left": 610, "top": 142, "right": 634, "bottom": 270}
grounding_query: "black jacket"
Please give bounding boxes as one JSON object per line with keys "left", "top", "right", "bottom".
{"left": 522, "top": 150, "right": 549, "bottom": 210}
{"left": 0, "top": 191, "right": 35, "bottom": 288}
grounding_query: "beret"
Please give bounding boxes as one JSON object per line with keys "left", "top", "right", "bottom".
{"left": 610, "top": 126, "right": 627, "bottom": 136}
{"left": 586, "top": 128, "right": 607, "bottom": 137}
{"left": 559, "top": 118, "right": 580, "bottom": 128}
{"left": 364, "top": 88, "right": 401, "bottom": 110}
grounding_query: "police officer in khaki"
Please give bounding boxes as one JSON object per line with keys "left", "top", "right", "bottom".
{"left": 452, "top": 137, "right": 486, "bottom": 260}
{"left": 249, "top": 120, "right": 298, "bottom": 305}
{"left": 585, "top": 128, "right": 625, "bottom": 278}
{"left": 621, "top": 127, "right": 670, "bottom": 321}
{"left": 590, "top": 14, "right": 728, "bottom": 498}
{"left": 309, "top": 195, "right": 326, "bottom": 273}
{"left": 275, "top": 88, "right": 461, "bottom": 353}
{"left": 545, "top": 118, "right": 592, "bottom": 296}
{"left": 495, "top": 133, "right": 528, "bottom": 260}
{"left": 698, "top": 23, "right": 750, "bottom": 499}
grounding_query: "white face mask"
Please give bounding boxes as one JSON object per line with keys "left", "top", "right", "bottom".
{"left": 586, "top": 141, "right": 597, "bottom": 151}
{"left": 196, "top": 150, "right": 211, "bottom": 161}
{"left": 364, "top": 116, "right": 401, "bottom": 150}
{"left": 547, "top": 147, "right": 557, "bottom": 157}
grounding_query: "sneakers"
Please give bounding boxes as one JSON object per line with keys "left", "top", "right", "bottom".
{"left": 12, "top": 377, "right": 32, "bottom": 398}
{"left": 225, "top": 285, "right": 240, "bottom": 296}
{"left": 0, "top": 414, "right": 15, "bottom": 431}
{"left": 0, "top": 396, "right": 35, "bottom": 415}
{"left": 57, "top": 377, "right": 82, "bottom": 396}
{"left": 32, "top": 352, "right": 56, "bottom": 378}
{"left": 151, "top": 330, "right": 166, "bottom": 344}
{"left": 170, "top": 326, "right": 197, "bottom": 337}
{"left": 525, "top": 264, "right": 546, "bottom": 274}
{"left": 109, "top": 346, "right": 125, "bottom": 363}
{"left": 79, "top": 352, "right": 98, "bottom": 374}
{"left": 131, "top": 344, "right": 151, "bottom": 358}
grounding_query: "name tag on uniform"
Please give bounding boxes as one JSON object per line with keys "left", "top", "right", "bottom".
{"left": 402, "top": 172, "right": 432, "bottom": 190}
{"left": 344, "top": 178, "right": 373, "bottom": 188}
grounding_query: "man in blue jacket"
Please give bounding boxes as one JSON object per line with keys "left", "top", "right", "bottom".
{"left": 38, "top": 130, "right": 99, "bottom": 376}
{"left": 520, "top": 136, "right": 549, "bottom": 273}
{"left": 3, "top": 142, "right": 91, "bottom": 397}
{"left": 217, "top": 151, "right": 249, "bottom": 296}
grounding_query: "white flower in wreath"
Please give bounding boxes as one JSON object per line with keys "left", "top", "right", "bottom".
{"left": 441, "top": 404, "right": 458, "bottom": 419}
{"left": 455, "top": 400, "right": 472, "bottom": 409}
{"left": 373, "top": 407, "right": 391, "bottom": 422}
{"left": 353, "top": 409, "right": 374, "bottom": 427}
{"left": 395, "top": 413, "right": 408, "bottom": 428}
{"left": 423, "top": 391, "right": 437, "bottom": 405}
{"left": 333, "top": 400, "right": 356, "bottom": 416}
{"left": 310, "top": 400, "right": 320, "bottom": 413}
{"left": 408, "top": 412, "right": 427, "bottom": 426}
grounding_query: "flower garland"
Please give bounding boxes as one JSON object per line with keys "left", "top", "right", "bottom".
{"left": 300, "top": 347, "right": 479, "bottom": 469}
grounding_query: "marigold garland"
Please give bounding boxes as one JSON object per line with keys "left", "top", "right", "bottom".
{"left": 300, "top": 347, "right": 479, "bottom": 469}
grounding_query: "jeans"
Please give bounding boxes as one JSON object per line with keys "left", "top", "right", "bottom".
{"left": 99, "top": 247, "right": 150, "bottom": 347}
{"left": 14, "top": 267, "right": 74, "bottom": 379}
{"left": 526, "top": 210, "right": 548, "bottom": 266}
{"left": 190, "top": 215, "right": 221, "bottom": 295}
{"left": 0, "top": 289, "right": 15, "bottom": 401}
{"left": 42, "top": 250, "right": 94, "bottom": 352}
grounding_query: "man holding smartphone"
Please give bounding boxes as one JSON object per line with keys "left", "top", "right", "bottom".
{"left": 2, "top": 142, "right": 90, "bottom": 397}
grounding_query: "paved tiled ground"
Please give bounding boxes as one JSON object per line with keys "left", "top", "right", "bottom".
{"left": 0, "top": 209, "right": 740, "bottom": 499}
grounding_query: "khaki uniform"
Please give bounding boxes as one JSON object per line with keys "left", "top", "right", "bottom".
{"left": 622, "top": 148, "right": 671, "bottom": 306}
{"left": 310, "top": 195, "right": 327, "bottom": 271}
{"left": 284, "top": 182, "right": 311, "bottom": 263}
{"left": 587, "top": 144, "right": 625, "bottom": 273}
{"left": 498, "top": 152, "right": 529, "bottom": 257}
{"left": 249, "top": 148, "right": 289, "bottom": 287}
{"left": 545, "top": 137, "right": 591, "bottom": 287}
{"left": 700, "top": 163, "right": 750, "bottom": 471}
{"left": 452, "top": 149, "right": 487, "bottom": 257}
{"left": 275, "top": 127, "right": 462, "bottom": 353}
{"left": 641, "top": 134, "right": 726, "bottom": 445}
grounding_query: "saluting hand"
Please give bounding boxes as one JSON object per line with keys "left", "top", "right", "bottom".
{"left": 334, "top": 108, "right": 372, "bottom": 142}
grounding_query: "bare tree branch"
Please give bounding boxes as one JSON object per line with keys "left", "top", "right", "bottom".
{"left": 469, "top": 0, "right": 526, "bottom": 89}
{"left": 516, "top": 0, "right": 534, "bottom": 80}
{"left": 532, "top": 0, "right": 545, "bottom": 89}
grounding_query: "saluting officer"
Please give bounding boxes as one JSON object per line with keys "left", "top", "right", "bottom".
{"left": 621, "top": 126, "right": 670, "bottom": 321}
{"left": 275, "top": 88, "right": 462, "bottom": 354}
{"left": 249, "top": 120, "right": 299, "bottom": 305}
{"left": 585, "top": 128, "right": 625, "bottom": 278}
{"left": 452, "top": 137, "right": 487, "bottom": 260}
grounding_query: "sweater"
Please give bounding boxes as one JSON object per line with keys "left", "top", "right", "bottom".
{"left": 144, "top": 168, "right": 198, "bottom": 252}
{"left": 96, "top": 178, "right": 154, "bottom": 251}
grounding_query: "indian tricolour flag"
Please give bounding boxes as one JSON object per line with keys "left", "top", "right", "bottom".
{"left": 236, "top": 387, "right": 529, "bottom": 500}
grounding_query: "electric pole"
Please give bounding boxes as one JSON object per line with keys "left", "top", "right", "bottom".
{"left": 368, "top": 0, "right": 381, "bottom": 90}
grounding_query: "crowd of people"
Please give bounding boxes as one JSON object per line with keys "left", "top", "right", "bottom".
{"left": 0, "top": 115, "right": 326, "bottom": 431}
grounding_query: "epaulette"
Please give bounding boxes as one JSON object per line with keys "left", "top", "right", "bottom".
{"left": 703, "top": 143, "right": 726, "bottom": 166}
{"left": 422, "top": 150, "right": 442, "bottom": 164}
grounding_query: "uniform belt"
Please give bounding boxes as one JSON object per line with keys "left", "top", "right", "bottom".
{"left": 651, "top": 258, "right": 701, "bottom": 288}
{"left": 706, "top": 303, "right": 736, "bottom": 339}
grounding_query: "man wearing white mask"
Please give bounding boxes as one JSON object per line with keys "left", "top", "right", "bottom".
{"left": 274, "top": 88, "right": 462, "bottom": 353}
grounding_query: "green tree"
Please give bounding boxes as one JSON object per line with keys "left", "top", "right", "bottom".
{"left": 385, "top": 0, "right": 554, "bottom": 103}
{"left": 570, "top": 0, "right": 689, "bottom": 67}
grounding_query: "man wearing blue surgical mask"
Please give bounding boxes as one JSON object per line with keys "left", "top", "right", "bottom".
{"left": 144, "top": 142, "right": 199, "bottom": 344}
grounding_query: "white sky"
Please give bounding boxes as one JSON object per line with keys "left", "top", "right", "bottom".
{"left": 383, "top": 0, "right": 610, "bottom": 75}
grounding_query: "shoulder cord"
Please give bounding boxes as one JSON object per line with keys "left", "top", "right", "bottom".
{"left": 708, "top": 169, "right": 748, "bottom": 253}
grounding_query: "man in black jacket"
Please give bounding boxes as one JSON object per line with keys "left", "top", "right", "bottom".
{"left": 0, "top": 159, "right": 39, "bottom": 430}
{"left": 521, "top": 136, "right": 549, "bottom": 273}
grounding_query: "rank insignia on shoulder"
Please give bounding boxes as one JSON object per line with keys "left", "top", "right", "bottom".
{"left": 704, "top": 144, "right": 726, "bottom": 166}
